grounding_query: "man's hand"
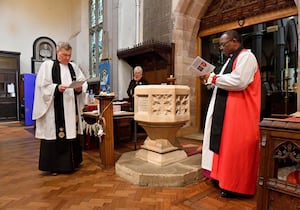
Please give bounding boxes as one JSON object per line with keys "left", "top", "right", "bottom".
{"left": 74, "top": 86, "right": 82, "bottom": 93}
{"left": 58, "top": 84, "right": 68, "bottom": 92}
{"left": 200, "top": 72, "right": 216, "bottom": 85}
{"left": 200, "top": 73, "right": 210, "bottom": 84}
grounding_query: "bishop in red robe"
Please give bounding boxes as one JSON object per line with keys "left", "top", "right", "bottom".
{"left": 201, "top": 30, "right": 261, "bottom": 197}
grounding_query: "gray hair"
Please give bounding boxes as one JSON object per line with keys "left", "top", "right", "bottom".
{"left": 134, "top": 66, "right": 143, "bottom": 74}
{"left": 56, "top": 41, "right": 72, "bottom": 51}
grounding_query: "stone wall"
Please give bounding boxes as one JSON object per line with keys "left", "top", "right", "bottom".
{"left": 143, "top": 0, "right": 172, "bottom": 42}
{"left": 141, "top": 0, "right": 212, "bottom": 135}
{"left": 142, "top": 0, "right": 200, "bottom": 135}
{"left": 142, "top": 0, "right": 300, "bottom": 134}
{"left": 171, "top": 0, "right": 212, "bottom": 135}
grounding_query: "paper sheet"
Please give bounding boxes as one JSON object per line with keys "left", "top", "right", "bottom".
{"left": 68, "top": 80, "right": 85, "bottom": 89}
{"left": 189, "top": 56, "right": 215, "bottom": 76}
{"left": 7, "top": 83, "right": 15, "bottom": 93}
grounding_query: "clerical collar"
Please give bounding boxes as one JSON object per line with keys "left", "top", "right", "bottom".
{"left": 226, "top": 46, "right": 243, "bottom": 59}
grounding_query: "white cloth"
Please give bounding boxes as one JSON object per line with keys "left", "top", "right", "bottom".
{"left": 32, "top": 60, "right": 87, "bottom": 140}
{"left": 201, "top": 58, "right": 230, "bottom": 171}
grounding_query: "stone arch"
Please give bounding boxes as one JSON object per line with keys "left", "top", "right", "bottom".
{"left": 171, "top": 0, "right": 212, "bottom": 134}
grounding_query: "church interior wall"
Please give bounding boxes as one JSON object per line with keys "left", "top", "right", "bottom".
{"left": 70, "top": 0, "right": 90, "bottom": 78}
{"left": 171, "top": 0, "right": 212, "bottom": 135}
{"left": 143, "top": 0, "right": 172, "bottom": 42}
{"left": 115, "top": 0, "right": 174, "bottom": 100}
{"left": 1, "top": 0, "right": 299, "bottom": 137}
{"left": 0, "top": 0, "right": 89, "bottom": 76}
{"left": 116, "top": 0, "right": 139, "bottom": 100}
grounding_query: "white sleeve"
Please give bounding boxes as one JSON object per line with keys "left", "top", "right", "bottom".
{"left": 215, "top": 50, "right": 258, "bottom": 91}
{"left": 32, "top": 61, "right": 57, "bottom": 120}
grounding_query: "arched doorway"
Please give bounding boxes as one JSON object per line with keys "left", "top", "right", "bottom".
{"left": 172, "top": 0, "right": 298, "bottom": 134}
{"left": 200, "top": 16, "right": 298, "bottom": 129}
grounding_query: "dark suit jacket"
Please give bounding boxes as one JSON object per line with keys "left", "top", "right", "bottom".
{"left": 127, "top": 77, "right": 148, "bottom": 110}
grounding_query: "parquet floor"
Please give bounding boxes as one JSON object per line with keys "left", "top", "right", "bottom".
{"left": 0, "top": 122, "right": 257, "bottom": 210}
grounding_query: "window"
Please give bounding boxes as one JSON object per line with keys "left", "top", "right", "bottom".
{"left": 89, "top": 0, "right": 103, "bottom": 78}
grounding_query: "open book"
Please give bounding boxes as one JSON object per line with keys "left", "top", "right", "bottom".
{"left": 189, "top": 56, "right": 215, "bottom": 76}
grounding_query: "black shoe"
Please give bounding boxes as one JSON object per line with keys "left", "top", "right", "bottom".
{"left": 211, "top": 179, "right": 220, "bottom": 189}
{"left": 220, "top": 189, "right": 254, "bottom": 199}
{"left": 220, "top": 190, "right": 236, "bottom": 198}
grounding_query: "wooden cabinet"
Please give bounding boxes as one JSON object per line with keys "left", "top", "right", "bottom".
{"left": 114, "top": 117, "right": 133, "bottom": 145}
{"left": 0, "top": 51, "right": 20, "bottom": 121}
{"left": 257, "top": 118, "right": 300, "bottom": 210}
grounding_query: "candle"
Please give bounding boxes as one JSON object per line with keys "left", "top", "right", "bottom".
{"left": 285, "top": 55, "right": 289, "bottom": 78}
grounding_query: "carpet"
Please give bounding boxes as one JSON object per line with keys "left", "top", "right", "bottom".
{"left": 182, "top": 143, "right": 202, "bottom": 156}
{"left": 183, "top": 133, "right": 203, "bottom": 141}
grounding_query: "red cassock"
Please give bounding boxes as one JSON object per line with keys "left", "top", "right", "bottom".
{"left": 210, "top": 55, "right": 261, "bottom": 195}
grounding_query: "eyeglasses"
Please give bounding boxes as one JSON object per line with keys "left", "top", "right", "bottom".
{"left": 219, "top": 39, "right": 232, "bottom": 48}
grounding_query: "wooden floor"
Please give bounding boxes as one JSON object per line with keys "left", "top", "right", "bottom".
{"left": 0, "top": 122, "right": 257, "bottom": 210}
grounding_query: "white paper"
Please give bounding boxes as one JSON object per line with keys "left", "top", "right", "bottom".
{"left": 7, "top": 83, "right": 15, "bottom": 93}
{"left": 189, "top": 56, "right": 215, "bottom": 76}
{"left": 68, "top": 80, "right": 85, "bottom": 89}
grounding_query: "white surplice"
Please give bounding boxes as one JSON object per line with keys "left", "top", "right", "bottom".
{"left": 32, "top": 60, "right": 87, "bottom": 140}
{"left": 201, "top": 58, "right": 230, "bottom": 171}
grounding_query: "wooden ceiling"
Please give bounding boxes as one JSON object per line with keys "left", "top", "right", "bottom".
{"left": 200, "top": 0, "right": 296, "bottom": 30}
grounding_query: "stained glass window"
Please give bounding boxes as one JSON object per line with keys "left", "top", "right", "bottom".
{"left": 89, "top": 0, "right": 103, "bottom": 78}
{"left": 98, "top": 0, "right": 103, "bottom": 24}
{"left": 90, "top": 0, "right": 96, "bottom": 27}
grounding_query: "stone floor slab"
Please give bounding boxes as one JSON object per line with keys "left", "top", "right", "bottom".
{"left": 115, "top": 151, "right": 203, "bottom": 187}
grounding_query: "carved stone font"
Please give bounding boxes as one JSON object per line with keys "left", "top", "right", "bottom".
{"left": 134, "top": 85, "right": 190, "bottom": 166}
{"left": 134, "top": 85, "right": 190, "bottom": 123}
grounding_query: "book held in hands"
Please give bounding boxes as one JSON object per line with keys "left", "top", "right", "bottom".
{"left": 189, "top": 56, "right": 215, "bottom": 76}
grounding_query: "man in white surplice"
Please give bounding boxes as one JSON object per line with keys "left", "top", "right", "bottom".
{"left": 32, "top": 41, "right": 87, "bottom": 175}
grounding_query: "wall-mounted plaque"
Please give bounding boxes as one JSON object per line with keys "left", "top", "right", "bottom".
{"left": 31, "top": 37, "right": 56, "bottom": 74}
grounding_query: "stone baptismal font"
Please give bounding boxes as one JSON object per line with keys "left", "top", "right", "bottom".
{"left": 134, "top": 85, "right": 190, "bottom": 166}
{"left": 116, "top": 85, "right": 202, "bottom": 187}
